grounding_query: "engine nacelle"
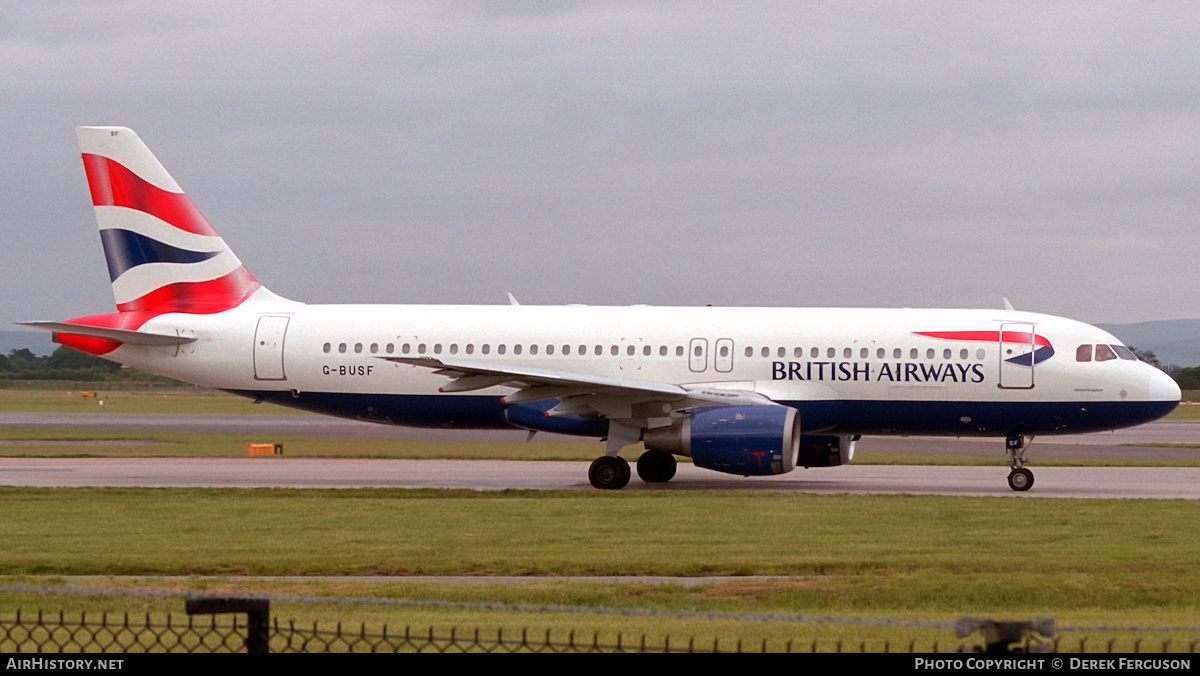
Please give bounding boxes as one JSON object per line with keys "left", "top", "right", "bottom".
{"left": 797, "top": 434, "right": 856, "bottom": 467}
{"left": 643, "top": 405, "right": 800, "bottom": 476}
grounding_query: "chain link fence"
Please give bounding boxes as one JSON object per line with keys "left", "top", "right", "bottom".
{"left": 1, "top": 588, "right": 1198, "bottom": 653}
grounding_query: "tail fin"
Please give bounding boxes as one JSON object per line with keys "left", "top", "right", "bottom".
{"left": 77, "top": 126, "right": 272, "bottom": 314}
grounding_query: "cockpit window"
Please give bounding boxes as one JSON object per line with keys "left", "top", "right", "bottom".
{"left": 1094, "top": 344, "right": 1117, "bottom": 362}
{"left": 1076, "top": 344, "right": 1092, "bottom": 362}
{"left": 1112, "top": 345, "right": 1136, "bottom": 361}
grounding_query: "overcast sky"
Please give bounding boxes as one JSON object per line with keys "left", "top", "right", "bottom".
{"left": 3, "top": 1, "right": 1197, "bottom": 328}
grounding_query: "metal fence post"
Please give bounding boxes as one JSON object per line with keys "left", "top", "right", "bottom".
{"left": 186, "top": 596, "right": 271, "bottom": 653}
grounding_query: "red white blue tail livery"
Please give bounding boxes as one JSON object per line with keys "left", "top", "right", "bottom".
{"left": 22, "top": 127, "right": 1182, "bottom": 492}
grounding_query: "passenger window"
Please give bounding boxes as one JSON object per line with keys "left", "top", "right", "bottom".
{"left": 611, "top": 345, "right": 619, "bottom": 356}
{"left": 843, "top": 347, "right": 851, "bottom": 358}
{"left": 860, "top": 348, "right": 868, "bottom": 358}
{"left": 417, "top": 344, "right": 425, "bottom": 354}
{"left": 893, "top": 348, "right": 901, "bottom": 359}
{"left": 959, "top": 349, "right": 967, "bottom": 360}
{"left": 339, "top": 343, "right": 347, "bottom": 353}
{"left": 529, "top": 344, "right": 537, "bottom": 355}
{"left": 794, "top": 347, "right": 803, "bottom": 358}
{"left": 561, "top": 345, "right": 569, "bottom": 355}
{"left": 910, "top": 348, "right": 918, "bottom": 359}
{"left": 545, "top": 345, "right": 553, "bottom": 355}
{"left": 627, "top": 345, "right": 635, "bottom": 356}
{"left": 450, "top": 344, "right": 458, "bottom": 355}
{"left": 595, "top": 345, "right": 602, "bottom": 356}
{"left": 1094, "top": 344, "right": 1117, "bottom": 362}
{"left": 762, "top": 347, "right": 770, "bottom": 358}
{"left": 976, "top": 348, "right": 985, "bottom": 360}
{"left": 498, "top": 345, "right": 507, "bottom": 355}
{"left": 402, "top": 343, "right": 410, "bottom": 354}
{"left": 386, "top": 344, "right": 394, "bottom": 354}
{"left": 676, "top": 346, "right": 684, "bottom": 356}
{"left": 1076, "top": 345, "right": 1093, "bottom": 362}
{"left": 370, "top": 343, "right": 378, "bottom": 354}
{"left": 513, "top": 344, "right": 522, "bottom": 355}
{"left": 777, "top": 347, "right": 786, "bottom": 358}
{"left": 466, "top": 344, "right": 475, "bottom": 355}
{"left": 877, "top": 348, "right": 885, "bottom": 359}
{"left": 827, "top": 347, "right": 836, "bottom": 358}
{"left": 643, "top": 346, "right": 651, "bottom": 356}
{"left": 482, "top": 344, "right": 490, "bottom": 355}
{"left": 659, "top": 346, "right": 667, "bottom": 356}
{"left": 433, "top": 344, "right": 442, "bottom": 354}
{"left": 323, "top": 343, "right": 331, "bottom": 354}
{"left": 943, "top": 349, "right": 951, "bottom": 360}
{"left": 926, "top": 348, "right": 934, "bottom": 359}
{"left": 355, "top": 343, "right": 363, "bottom": 354}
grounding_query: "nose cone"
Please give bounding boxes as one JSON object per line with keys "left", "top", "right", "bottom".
{"left": 1149, "top": 368, "right": 1182, "bottom": 405}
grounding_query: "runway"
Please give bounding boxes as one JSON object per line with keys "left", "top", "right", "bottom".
{"left": 1, "top": 413, "right": 1197, "bottom": 458}
{"left": 2, "top": 457, "right": 1199, "bottom": 499}
{"left": 0, "top": 413, "right": 1197, "bottom": 498}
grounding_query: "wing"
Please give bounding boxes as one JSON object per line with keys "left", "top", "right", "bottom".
{"left": 381, "top": 356, "right": 775, "bottom": 424}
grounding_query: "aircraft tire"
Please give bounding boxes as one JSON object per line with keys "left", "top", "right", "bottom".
{"left": 589, "top": 456, "right": 631, "bottom": 490}
{"left": 636, "top": 450, "right": 677, "bottom": 483}
{"left": 1007, "top": 468, "right": 1034, "bottom": 492}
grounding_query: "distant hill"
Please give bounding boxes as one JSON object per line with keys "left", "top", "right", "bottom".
{"left": 1097, "top": 319, "right": 1200, "bottom": 369}
{"left": 0, "top": 330, "right": 55, "bottom": 357}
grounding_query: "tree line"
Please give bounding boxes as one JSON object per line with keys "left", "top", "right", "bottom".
{"left": 0, "top": 347, "right": 170, "bottom": 382}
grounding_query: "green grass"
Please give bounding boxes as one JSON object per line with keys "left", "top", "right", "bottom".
{"left": 1, "top": 488, "right": 1198, "bottom": 650}
{"left": 0, "top": 388, "right": 306, "bottom": 415}
{"left": 1, "top": 488, "right": 1195, "bottom": 579}
{"left": 1, "top": 386, "right": 1198, "bottom": 649}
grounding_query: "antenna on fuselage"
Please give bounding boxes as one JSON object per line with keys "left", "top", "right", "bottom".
{"left": 1003, "top": 297, "right": 1016, "bottom": 312}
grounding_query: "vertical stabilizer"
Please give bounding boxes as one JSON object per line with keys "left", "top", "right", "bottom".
{"left": 76, "top": 126, "right": 272, "bottom": 314}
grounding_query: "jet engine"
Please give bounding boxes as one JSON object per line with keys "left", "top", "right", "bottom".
{"left": 796, "top": 434, "right": 856, "bottom": 467}
{"left": 643, "top": 405, "right": 801, "bottom": 476}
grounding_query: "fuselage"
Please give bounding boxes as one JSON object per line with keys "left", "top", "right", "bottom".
{"left": 111, "top": 301, "right": 1180, "bottom": 439}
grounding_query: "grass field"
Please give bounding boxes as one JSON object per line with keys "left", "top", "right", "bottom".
{"left": 1, "top": 387, "right": 1198, "bottom": 650}
{"left": 2, "top": 488, "right": 1199, "bottom": 649}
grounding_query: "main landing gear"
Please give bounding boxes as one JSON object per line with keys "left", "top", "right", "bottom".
{"left": 589, "top": 424, "right": 678, "bottom": 490}
{"left": 588, "top": 451, "right": 679, "bottom": 489}
{"left": 636, "top": 449, "right": 677, "bottom": 483}
{"left": 1006, "top": 434, "right": 1035, "bottom": 492}
{"left": 588, "top": 455, "right": 630, "bottom": 490}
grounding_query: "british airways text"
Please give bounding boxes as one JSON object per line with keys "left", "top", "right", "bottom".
{"left": 772, "top": 361, "right": 986, "bottom": 383}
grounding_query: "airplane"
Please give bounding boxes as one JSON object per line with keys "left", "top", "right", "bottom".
{"left": 22, "top": 127, "right": 1182, "bottom": 492}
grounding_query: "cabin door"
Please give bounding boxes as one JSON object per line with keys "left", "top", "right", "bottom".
{"left": 253, "top": 315, "right": 290, "bottom": 381}
{"left": 997, "top": 322, "right": 1035, "bottom": 389}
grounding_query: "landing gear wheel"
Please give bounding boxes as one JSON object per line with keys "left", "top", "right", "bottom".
{"left": 636, "top": 450, "right": 677, "bottom": 483}
{"left": 1007, "top": 467, "right": 1034, "bottom": 492}
{"left": 589, "top": 456, "right": 631, "bottom": 490}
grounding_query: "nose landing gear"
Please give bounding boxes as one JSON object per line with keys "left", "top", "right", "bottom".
{"left": 1006, "top": 434, "right": 1035, "bottom": 492}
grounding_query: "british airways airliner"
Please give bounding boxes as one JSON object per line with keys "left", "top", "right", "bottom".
{"left": 23, "top": 127, "right": 1182, "bottom": 491}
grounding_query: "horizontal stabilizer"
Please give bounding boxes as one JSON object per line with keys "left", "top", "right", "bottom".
{"left": 18, "top": 321, "right": 197, "bottom": 347}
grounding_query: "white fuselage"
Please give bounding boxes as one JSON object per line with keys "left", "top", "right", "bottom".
{"left": 108, "top": 301, "right": 1180, "bottom": 438}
